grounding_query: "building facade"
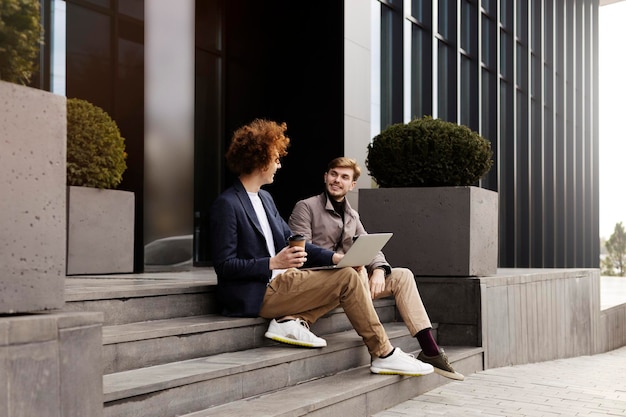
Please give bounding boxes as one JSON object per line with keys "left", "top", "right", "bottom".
{"left": 39, "top": 0, "right": 600, "bottom": 270}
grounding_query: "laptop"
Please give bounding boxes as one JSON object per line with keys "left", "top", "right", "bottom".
{"left": 301, "top": 232, "right": 393, "bottom": 270}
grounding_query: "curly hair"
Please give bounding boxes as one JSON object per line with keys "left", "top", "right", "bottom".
{"left": 225, "top": 119, "right": 290, "bottom": 175}
{"left": 327, "top": 157, "right": 362, "bottom": 182}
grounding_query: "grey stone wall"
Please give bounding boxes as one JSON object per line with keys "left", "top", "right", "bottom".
{"left": 416, "top": 268, "right": 603, "bottom": 369}
{"left": 0, "top": 311, "right": 103, "bottom": 417}
{"left": 0, "top": 81, "right": 67, "bottom": 313}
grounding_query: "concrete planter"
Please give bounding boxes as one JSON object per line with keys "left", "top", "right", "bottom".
{"left": 0, "top": 81, "right": 66, "bottom": 313}
{"left": 67, "top": 186, "right": 135, "bottom": 275}
{"left": 358, "top": 186, "right": 498, "bottom": 276}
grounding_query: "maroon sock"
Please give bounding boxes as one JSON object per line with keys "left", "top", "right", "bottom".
{"left": 415, "top": 328, "right": 439, "bottom": 356}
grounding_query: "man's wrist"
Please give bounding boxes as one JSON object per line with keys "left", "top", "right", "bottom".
{"left": 375, "top": 265, "right": 391, "bottom": 277}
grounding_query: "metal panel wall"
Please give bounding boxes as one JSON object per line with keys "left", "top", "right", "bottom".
{"left": 381, "top": 0, "right": 600, "bottom": 268}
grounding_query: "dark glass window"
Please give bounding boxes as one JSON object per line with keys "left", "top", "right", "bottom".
{"left": 380, "top": 1, "right": 403, "bottom": 128}
{"left": 196, "top": 0, "right": 222, "bottom": 52}
{"left": 411, "top": 0, "right": 425, "bottom": 22}
{"left": 516, "top": 42, "right": 528, "bottom": 91}
{"left": 66, "top": 0, "right": 145, "bottom": 270}
{"left": 437, "top": 41, "right": 455, "bottom": 121}
{"left": 481, "top": 14, "right": 494, "bottom": 68}
{"left": 66, "top": 4, "right": 112, "bottom": 110}
{"left": 500, "top": 29, "right": 512, "bottom": 79}
{"left": 481, "top": 0, "right": 493, "bottom": 15}
{"left": 411, "top": 24, "right": 432, "bottom": 118}
{"left": 119, "top": 0, "right": 144, "bottom": 20}
{"left": 82, "top": 0, "right": 110, "bottom": 8}
{"left": 516, "top": 0, "right": 528, "bottom": 40}
{"left": 461, "top": 55, "right": 471, "bottom": 125}
{"left": 500, "top": 0, "right": 512, "bottom": 29}
{"left": 481, "top": 68, "right": 494, "bottom": 139}
{"left": 438, "top": 0, "right": 455, "bottom": 41}
{"left": 461, "top": 0, "right": 476, "bottom": 55}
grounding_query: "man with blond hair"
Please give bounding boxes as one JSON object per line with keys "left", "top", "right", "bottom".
{"left": 288, "top": 157, "right": 464, "bottom": 380}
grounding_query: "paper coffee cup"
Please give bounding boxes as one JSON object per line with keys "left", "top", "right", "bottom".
{"left": 288, "top": 234, "right": 306, "bottom": 248}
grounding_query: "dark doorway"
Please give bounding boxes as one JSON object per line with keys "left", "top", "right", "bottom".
{"left": 195, "top": 0, "right": 345, "bottom": 264}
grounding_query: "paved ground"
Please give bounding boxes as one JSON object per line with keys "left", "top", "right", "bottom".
{"left": 374, "top": 345, "right": 626, "bottom": 417}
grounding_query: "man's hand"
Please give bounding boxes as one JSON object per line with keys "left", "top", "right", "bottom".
{"left": 270, "top": 246, "right": 307, "bottom": 270}
{"left": 369, "top": 268, "right": 386, "bottom": 299}
{"left": 332, "top": 252, "right": 344, "bottom": 265}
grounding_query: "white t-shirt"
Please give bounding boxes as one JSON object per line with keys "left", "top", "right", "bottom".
{"left": 248, "top": 192, "right": 285, "bottom": 279}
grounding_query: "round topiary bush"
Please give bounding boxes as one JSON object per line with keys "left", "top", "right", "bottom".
{"left": 366, "top": 116, "right": 493, "bottom": 187}
{"left": 66, "top": 98, "right": 127, "bottom": 189}
{"left": 0, "top": 0, "right": 43, "bottom": 85}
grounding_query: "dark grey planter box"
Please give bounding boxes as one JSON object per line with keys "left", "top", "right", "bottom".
{"left": 358, "top": 186, "right": 498, "bottom": 276}
{"left": 67, "top": 186, "right": 135, "bottom": 275}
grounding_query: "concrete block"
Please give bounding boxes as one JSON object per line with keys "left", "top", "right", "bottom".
{"left": 0, "top": 81, "right": 66, "bottom": 313}
{"left": 359, "top": 186, "right": 499, "bottom": 276}
{"left": 0, "top": 312, "right": 103, "bottom": 417}
{"left": 59, "top": 324, "right": 103, "bottom": 417}
{"left": 5, "top": 341, "right": 61, "bottom": 417}
{"left": 0, "top": 346, "right": 7, "bottom": 417}
{"left": 0, "top": 314, "right": 57, "bottom": 346}
{"left": 67, "top": 186, "right": 135, "bottom": 275}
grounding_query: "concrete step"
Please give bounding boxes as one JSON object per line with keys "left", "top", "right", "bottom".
{"left": 182, "top": 346, "right": 484, "bottom": 417}
{"left": 64, "top": 275, "right": 216, "bottom": 325}
{"left": 102, "top": 299, "right": 397, "bottom": 373}
{"left": 102, "top": 323, "right": 427, "bottom": 417}
{"left": 66, "top": 273, "right": 478, "bottom": 417}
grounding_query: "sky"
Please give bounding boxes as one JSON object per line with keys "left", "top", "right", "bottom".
{"left": 599, "top": 2, "right": 626, "bottom": 239}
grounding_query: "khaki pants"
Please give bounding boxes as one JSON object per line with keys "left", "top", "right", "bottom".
{"left": 371, "top": 267, "right": 432, "bottom": 336}
{"left": 259, "top": 267, "right": 392, "bottom": 357}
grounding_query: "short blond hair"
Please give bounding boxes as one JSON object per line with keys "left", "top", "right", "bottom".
{"left": 327, "top": 157, "right": 361, "bottom": 181}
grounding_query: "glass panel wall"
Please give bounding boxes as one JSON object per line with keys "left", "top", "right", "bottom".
{"left": 379, "top": 0, "right": 599, "bottom": 268}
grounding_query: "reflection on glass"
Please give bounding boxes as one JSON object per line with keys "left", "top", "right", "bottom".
{"left": 66, "top": 4, "right": 112, "bottom": 109}
{"left": 119, "top": 0, "right": 144, "bottom": 20}
{"left": 437, "top": 42, "right": 454, "bottom": 120}
{"left": 83, "top": 0, "right": 110, "bottom": 8}
{"left": 51, "top": 0, "right": 67, "bottom": 95}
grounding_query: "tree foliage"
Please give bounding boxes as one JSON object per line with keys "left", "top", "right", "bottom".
{"left": 601, "top": 222, "right": 626, "bottom": 277}
{"left": 0, "top": 0, "right": 43, "bottom": 85}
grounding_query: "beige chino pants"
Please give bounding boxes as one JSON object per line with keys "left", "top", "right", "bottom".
{"left": 259, "top": 267, "right": 392, "bottom": 357}
{"left": 370, "top": 267, "right": 432, "bottom": 336}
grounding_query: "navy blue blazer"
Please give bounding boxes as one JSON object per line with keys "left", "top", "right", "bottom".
{"left": 209, "top": 179, "right": 335, "bottom": 317}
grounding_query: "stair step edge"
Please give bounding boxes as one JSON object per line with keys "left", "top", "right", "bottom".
{"left": 102, "top": 315, "right": 265, "bottom": 344}
{"left": 102, "top": 299, "right": 397, "bottom": 345}
{"left": 103, "top": 323, "right": 410, "bottom": 402}
{"left": 182, "top": 347, "right": 484, "bottom": 417}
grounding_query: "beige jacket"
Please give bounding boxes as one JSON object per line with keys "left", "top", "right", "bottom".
{"left": 288, "top": 192, "right": 390, "bottom": 275}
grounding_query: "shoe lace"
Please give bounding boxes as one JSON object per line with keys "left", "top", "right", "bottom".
{"left": 295, "top": 318, "right": 311, "bottom": 330}
{"left": 439, "top": 351, "right": 451, "bottom": 365}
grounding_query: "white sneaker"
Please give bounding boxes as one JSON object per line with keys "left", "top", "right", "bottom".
{"left": 370, "top": 347, "right": 434, "bottom": 376}
{"left": 264, "top": 318, "right": 327, "bottom": 348}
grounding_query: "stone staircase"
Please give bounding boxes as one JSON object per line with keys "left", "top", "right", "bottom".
{"left": 63, "top": 271, "right": 484, "bottom": 417}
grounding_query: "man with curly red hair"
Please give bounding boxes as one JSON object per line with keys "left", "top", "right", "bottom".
{"left": 210, "top": 119, "right": 433, "bottom": 377}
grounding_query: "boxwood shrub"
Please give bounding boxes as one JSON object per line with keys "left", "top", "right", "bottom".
{"left": 66, "top": 98, "right": 127, "bottom": 189}
{"left": 366, "top": 116, "right": 493, "bottom": 187}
